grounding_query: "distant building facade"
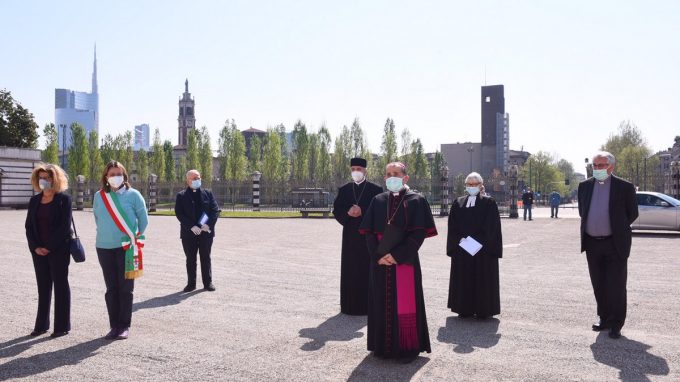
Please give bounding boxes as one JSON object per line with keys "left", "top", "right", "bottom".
{"left": 134, "top": 123, "right": 150, "bottom": 151}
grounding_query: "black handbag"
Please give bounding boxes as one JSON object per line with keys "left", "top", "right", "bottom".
{"left": 70, "top": 218, "right": 86, "bottom": 263}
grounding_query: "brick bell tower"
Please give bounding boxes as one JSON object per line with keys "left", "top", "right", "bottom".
{"left": 178, "top": 79, "right": 196, "bottom": 147}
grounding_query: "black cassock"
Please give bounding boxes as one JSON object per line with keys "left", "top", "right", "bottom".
{"left": 332, "top": 180, "right": 383, "bottom": 315}
{"left": 359, "top": 189, "right": 437, "bottom": 358}
{"left": 446, "top": 195, "right": 503, "bottom": 317}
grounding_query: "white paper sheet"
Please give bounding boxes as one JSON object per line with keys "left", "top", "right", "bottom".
{"left": 459, "top": 236, "right": 483, "bottom": 256}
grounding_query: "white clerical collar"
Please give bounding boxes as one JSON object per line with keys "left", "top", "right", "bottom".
{"left": 354, "top": 178, "right": 366, "bottom": 185}
{"left": 466, "top": 195, "right": 477, "bottom": 208}
{"left": 392, "top": 185, "right": 410, "bottom": 196}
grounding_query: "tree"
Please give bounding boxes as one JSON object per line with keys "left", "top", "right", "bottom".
{"left": 276, "top": 124, "right": 290, "bottom": 180}
{"left": 400, "top": 128, "right": 413, "bottom": 163}
{"left": 199, "top": 126, "right": 213, "bottom": 182}
{"left": 163, "top": 140, "right": 175, "bottom": 182}
{"left": 307, "top": 132, "right": 320, "bottom": 182}
{"left": 332, "top": 125, "right": 351, "bottom": 183}
{"left": 291, "top": 120, "right": 309, "bottom": 182}
{"left": 217, "top": 119, "right": 247, "bottom": 182}
{"left": 380, "top": 118, "right": 398, "bottom": 169}
{"left": 41, "top": 123, "right": 59, "bottom": 164}
{"left": 409, "top": 138, "right": 429, "bottom": 188}
{"left": 67, "top": 123, "right": 89, "bottom": 180}
{"left": 100, "top": 134, "right": 116, "bottom": 164}
{"left": 600, "top": 120, "right": 659, "bottom": 188}
{"left": 186, "top": 128, "right": 200, "bottom": 171}
{"left": 520, "top": 151, "right": 563, "bottom": 199}
{"left": 0, "top": 89, "right": 39, "bottom": 148}
{"left": 317, "top": 125, "right": 332, "bottom": 184}
{"left": 247, "top": 134, "right": 262, "bottom": 173}
{"left": 88, "top": 130, "right": 103, "bottom": 182}
{"left": 349, "top": 118, "right": 366, "bottom": 158}
{"left": 601, "top": 121, "right": 646, "bottom": 159}
{"left": 137, "top": 149, "right": 149, "bottom": 183}
{"left": 150, "top": 128, "right": 165, "bottom": 181}
{"left": 262, "top": 128, "right": 284, "bottom": 182}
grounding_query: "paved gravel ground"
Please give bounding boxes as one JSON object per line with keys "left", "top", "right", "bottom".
{"left": 0, "top": 208, "right": 678, "bottom": 381}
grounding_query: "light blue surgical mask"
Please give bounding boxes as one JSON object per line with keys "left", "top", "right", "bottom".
{"left": 385, "top": 177, "right": 404, "bottom": 193}
{"left": 191, "top": 179, "right": 202, "bottom": 189}
{"left": 593, "top": 169, "right": 609, "bottom": 181}
{"left": 38, "top": 179, "right": 52, "bottom": 190}
{"left": 466, "top": 186, "right": 480, "bottom": 196}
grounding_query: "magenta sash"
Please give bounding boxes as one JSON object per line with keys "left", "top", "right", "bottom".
{"left": 376, "top": 233, "right": 419, "bottom": 351}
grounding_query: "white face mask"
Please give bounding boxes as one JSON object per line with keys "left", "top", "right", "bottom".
{"left": 38, "top": 179, "right": 52, "bottom": 190}
{"left": 351, "top": 171, "right": 365, "bottom": 183}
{"left": 108, "top": 175, "right": 124, "bottom": 189}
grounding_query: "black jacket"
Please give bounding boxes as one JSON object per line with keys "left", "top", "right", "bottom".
{"left": 577, "top": 175, "right": 639, "bottom": 257}
{"left": 25, "top": 192, "right": 72, "bottom": 254}
{"left": 175, "top": 187, "right": 220, "bottom": 239}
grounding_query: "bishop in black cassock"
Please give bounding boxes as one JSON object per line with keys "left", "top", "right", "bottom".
{"left": 446, "top": 173, "right": 503, "bottom": 318}
{"left": 359, "top": 162, "right": 437, "bottom": 362}
{"left": 332, "top": 157, "right": 383, "bottom": 315}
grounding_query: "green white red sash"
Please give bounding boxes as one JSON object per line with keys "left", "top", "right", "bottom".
{"left": 100, "top": 189, "right": 145, "bottom": 279}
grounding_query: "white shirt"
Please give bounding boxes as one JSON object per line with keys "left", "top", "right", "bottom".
{"left": 465, "top": 195, "right": 477, "bottom": 208}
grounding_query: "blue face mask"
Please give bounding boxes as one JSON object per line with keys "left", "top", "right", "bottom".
{"left": 593, "top": 169, "right": 609, "bottom": 181}
{"left": 466, "top": 186, "right": 480, "bottom": 196}
{"left": 385, "top": 177, "right": 404, "bottom": 193}
{"left": 191, "top": 179, "right": 202, "bottom": 189}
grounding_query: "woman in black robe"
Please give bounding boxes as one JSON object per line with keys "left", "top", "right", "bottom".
{"left": 359, "top": 162, "right": 438, "bottom": 362}
{"left": 447, "top": 172, "right": 503, "bottom": 318}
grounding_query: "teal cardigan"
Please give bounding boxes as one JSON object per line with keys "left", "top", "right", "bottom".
{"left": 93, "top": 188, "right": 149, "bottom": 249}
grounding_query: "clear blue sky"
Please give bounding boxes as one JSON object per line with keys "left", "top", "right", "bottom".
{"left": 2, "top": 0, "right": 679, "bottom": 172}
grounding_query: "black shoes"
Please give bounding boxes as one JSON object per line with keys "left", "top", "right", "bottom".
{"left": 117, "top": 328, "right": 130, "bottom": 340}
{"left": 183, "top": 284, "right": 196, "bottom": 292}
{"left": 609, "top": 326, "right": 622, "bottom": 339}
{"left": 30, "top": 329, "right": 48, "bottom": 336}
{"left": 204, "top": 283, "right": 216, "bottom": 291}
{"left": 50, "top": 331, "right": 69, "bottom": 338}
{"left": 104, "top": 328, "right": 119, "bottom": 340}
{"left": 592, "top": 320, "right": 608, "bottom": 331}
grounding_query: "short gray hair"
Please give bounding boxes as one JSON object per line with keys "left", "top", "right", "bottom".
{"left": 385, "top": 162, "right": 407, "bottom": 175}
{"left": 593, "top": 151, "right": 616, "bottom": 165}
{"left": 465, "top": 172, "right": 484, "bottom": 184}
{"left": 186, "top": 169, "right": 201, "bottom": 179}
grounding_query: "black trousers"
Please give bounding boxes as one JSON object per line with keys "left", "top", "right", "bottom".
{"left": 585, "top": 236, "right": 628, "bottom": 328}
{"left": 181, "top": 234, "right": 213, "bottom": 287}
{"left": 523, "top": 205, "right": 532, "bottom": 220}
{"left": 97, "top": 247, "right": 134, "bottom": 329}
{"left": 551, "top": 205, "right": 559, "bottom": 217}
{"left": 31, "top": 250, "right": 71, "bottom": 332}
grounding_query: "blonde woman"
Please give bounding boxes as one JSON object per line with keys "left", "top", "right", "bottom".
{"left": 25, "top": 163, "right": 72, "bottom": 338}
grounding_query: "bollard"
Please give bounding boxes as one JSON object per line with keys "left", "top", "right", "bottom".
{"left": 148, "top": 173, "right": 158, "bottom": 212}
{"left": 440, "top": 165, "right": 449, "bottom": 216}
{"left": 252, "top": 171, "right": 261, "bottom": 212}
{"left": 76, "top": 175, "right": 85, "bottom": 210}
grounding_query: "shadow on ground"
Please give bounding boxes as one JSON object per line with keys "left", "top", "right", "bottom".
{"left": 436, "top": 316, "right": 501, "bottom": 353}
{"left": 0, "top": 335, "right": 52, "bottom": 359}
{"left": 0, "top": 338, "right": 111, "bottom": 380}
{"left": 347, "top": 354, "right": 430, "bottom": 382}
{"left": 298, "top": 313, "right": 365, "bottom": 351}
{"left": 132, "top": 289, "right": 203, "bottom": 312}
{"left": 590, "top": 332, "right": 669, "bottom": 382}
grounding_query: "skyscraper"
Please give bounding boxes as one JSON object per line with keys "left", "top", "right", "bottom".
{"left": 55, "top": 46, "right": 99, "bottom": 150}
{"left": 481, "top": 85, "right": 509, "bottom": 178}
{"left": 134, "top": 123, "right": 150, "bottom": 151}
{"left": 177, "top": 79, "right": 196, "bottom": 147}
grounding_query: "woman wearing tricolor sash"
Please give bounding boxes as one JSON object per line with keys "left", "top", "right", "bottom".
{"left": 93, "top": 160, "right": 148, "bottom": 340}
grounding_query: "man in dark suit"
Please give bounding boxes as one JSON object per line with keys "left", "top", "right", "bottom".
{"left": 578, "top": 151, "right": 638, "bottom": 339}
{"left": 175, "top": 169, "right": 220, "bottom": 292}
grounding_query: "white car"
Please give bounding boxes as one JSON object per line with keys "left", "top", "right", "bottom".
{"left": 633, "top": 191, "right": 680, "bottom": 231}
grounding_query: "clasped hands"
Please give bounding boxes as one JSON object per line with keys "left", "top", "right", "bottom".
{"left": 191, "top": 224, "right": 211, "bottom": 235}
{"left": 378, "top": 254, "right": 397, "bottom": 266}
{"left": 35, "top": 247, "right": 50, "bottom": 256}
{"left": 347, "top": 205, "right": 362, "bottom": 218}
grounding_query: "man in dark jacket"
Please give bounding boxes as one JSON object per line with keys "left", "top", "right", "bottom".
{"left": 578, "top": 151, "right": 638, "bottom": 339}
{"left": 175, "top": 169, "right": 220, "bottom": 292}
{"left": 521, "top": 187, "right": 534, "bottom": 221}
